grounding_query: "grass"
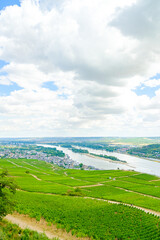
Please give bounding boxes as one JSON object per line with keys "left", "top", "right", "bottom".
{"left": 83, "top": 185, "right": 160, "bottom": 212}
{"left": 0, "top": 219, "right": 56, "bottom": 240}
{"left": 105, "top": 180, "right": 160, "bottom": 198}
{"left": 0, "top": 157, "right": 160, "bottom": 239}
{"left": 0, "top": 158, "right": 160, "bottom": 210}
{"left": 14, "top": 190, "right": 160, "bottom": 240}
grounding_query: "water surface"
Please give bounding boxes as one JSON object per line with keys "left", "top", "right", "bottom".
{"left": 40, "top": 144, "right": 160, "bottom": 177}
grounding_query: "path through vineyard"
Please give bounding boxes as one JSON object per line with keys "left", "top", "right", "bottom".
{"left": 83, "top": 197, "right": 160, "bottom": 217}
{"left": 4, "top": 192, "right": 160, "bottom": 239}
{"left": 15, "top": 189, "right": 160, "bottom": 217}
{"left": 5, "top": 213, "right": 90, "bottom": 240}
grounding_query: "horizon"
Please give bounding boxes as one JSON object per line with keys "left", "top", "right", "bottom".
{"left": 0, "top": 136, "right": 160, "bottom": 140}
{"left": 0, "top": 136, "right": 160, "bottom": 138}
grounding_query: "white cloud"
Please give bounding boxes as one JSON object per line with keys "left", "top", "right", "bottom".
{"left": 144, "top": 79, "right": 160, "bottom": 87}
{"left": 0, "top": 0, "right": 160, "bottom": 137}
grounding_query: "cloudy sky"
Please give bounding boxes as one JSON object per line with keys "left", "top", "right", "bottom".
{"left": 0, "top": 0, "right": 160, "bottom": 137}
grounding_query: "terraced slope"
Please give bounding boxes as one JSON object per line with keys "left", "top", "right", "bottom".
{"left": 0, "top": 158, "right": 160, "bottom": 240}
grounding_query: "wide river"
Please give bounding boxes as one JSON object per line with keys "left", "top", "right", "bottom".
{"left": 40, "top": 144, "right": 160, "bottom": 177}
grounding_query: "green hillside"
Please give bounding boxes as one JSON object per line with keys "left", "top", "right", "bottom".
{"left": 0, "top": 158, "right": 160, "bottom": 240}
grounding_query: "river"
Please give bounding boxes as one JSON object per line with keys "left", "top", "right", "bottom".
{"left": 40, "top": 144, "right": 160, "bottom": 177}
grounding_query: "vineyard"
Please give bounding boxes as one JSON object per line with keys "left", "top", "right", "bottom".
{"left": 0, "top": 220, "right": 53, "bottom": 239}
{"left": 0, "top": 157, "right": 160, "bottom": 239}
{"left": 15, "top": 191, "right": 160, "bottom": 240}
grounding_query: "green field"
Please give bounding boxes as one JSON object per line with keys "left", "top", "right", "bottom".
{"left": 15, "top": 191, "right": 160, "bottom": 240}
{"left": 0, "top": 220, "right": 54, "bottom": 240}
{"left": 0, "top": 158, "right": 160, "bottom": 240}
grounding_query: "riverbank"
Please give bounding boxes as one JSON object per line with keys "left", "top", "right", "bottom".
{"left": 85, "top": 153, "right": 133, "bottom": 168}
{"left": 121, "top": 152, "right": 160, "bottom": 164}
{"left": 39, "top": 144, "right": 160, "bottom": 177}
{"left": 77, "top": 145, "right": 160, "bottom": 166}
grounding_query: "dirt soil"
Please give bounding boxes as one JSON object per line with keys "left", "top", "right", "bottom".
{"left": 5, "top": 213, "right": 90, "bottom": 240}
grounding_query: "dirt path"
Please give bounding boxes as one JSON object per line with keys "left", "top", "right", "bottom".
{"left": 78, "top": 183, "right": 104, "bottom": 188}
{"left": 83, "top": 197, "right": 160, "bottom": 217}
{"left": 149, "top": 179, "right": 160, "bottom": 182}
{"left": 116, "top": 173, "right": 141, "bottom": 178}
{"left": 5, "top": 213, "right": 90, "bottom": 240}
{"left": 5, "top": 205, "right": 160, "bottom": 240}
{"left": 112, "top": 186, "right": 160, "bottom": 200}
{"left": 7, "top": 160, "right": 33, "bottom": 171}
{"left": 64, "top": 172, "right": 87, "bottom": 182}
{"left": 23, "top": 161, "right": 50, "bottom": 175}
{"left": 7, "top": 160, "right": 23, "bottom": 168}
{"left": 30, "top": 174, "right": 41, "bottom": 181}
{"left": 79, "top": 182, "right": 160, "bottom": 200}
{"left": 16, "top": 189, "right": 160, "bottom": 217}
{"left": 8, "top": 160, "right": 49, "bottom": 175}
{"left": 23, "top": 161, "right": 42, "bottom": 170}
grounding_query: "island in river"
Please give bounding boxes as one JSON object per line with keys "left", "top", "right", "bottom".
{"left": 89, "top": 153, "right": 127, "bottom": 163}
{"left": 69, "top": 147, "right": 127, "bottom": 164}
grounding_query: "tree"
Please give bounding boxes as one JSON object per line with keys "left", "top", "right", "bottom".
{"left": 79, "top": 163, "right": 84, "bottom": 169}
{"left": 0, "top": 170, "right": 17, "bottom": 220}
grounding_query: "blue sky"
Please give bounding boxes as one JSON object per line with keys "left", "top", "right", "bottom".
{"left": 0, "top": 1, "right": 158, "bottom": 100}
{"left": 134, "top": 74, "right": 160, "bottom": 98}
{"left": 0, "top": 60, "right": 8, "bottom": 68}
{"left": 0, "top": 60, "right": 22, "bottom": 96}
{"left": 42, "top": 81, "right": 58, "bottom": 91}
{"left": 0, "top": 0, "right": 160, "bottom": 137}
{"left": 0, "top": 0, "right": 20, "bottom": 10}
{"left": 0, "top": 0, "right": 20, "bottom": 96}
{"left": 134, "top": 85, "right": 159, "bottom": 98}
{"left": 0, "top": 83, "right": 23, "bottom": 96}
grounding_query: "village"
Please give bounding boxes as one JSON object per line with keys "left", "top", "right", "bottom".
{"left": 0, "top": 145, "right": 97, "bottom": 170}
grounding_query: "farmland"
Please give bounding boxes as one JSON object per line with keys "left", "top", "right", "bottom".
{"left": 15, "top": 191, "right": 160, "bottom": 240}
{"left": 0, "top": 220, "right": 52, "bottom": 240}
{"left": 0, "top": 157, "right": 160, "bottom": 239}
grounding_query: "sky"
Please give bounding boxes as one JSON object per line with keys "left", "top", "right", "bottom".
{"left": 0, "top": 0, "right": 160, "bottom": 137}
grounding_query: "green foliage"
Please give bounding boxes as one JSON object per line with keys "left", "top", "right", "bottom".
{"left": 36, "top": 146, "right": 65, "bottom": 157}
{"left": 60, "top": 143, "right": 72, "bottom": 148}
{"left": 90, "top": 153, "right": 127, "bottom": 163}
{"left": 127, "top": 144, "right": 160, "bottom": 159}
{"left": 0, "top": 170, "right": 17, "bottom": 219}
{"left": 67, "top": 142, "right": 122, "bottom": 151}
{"left": 85, "top": 184, "right": 160, "bottom": 212}
{"left": 132, "top": 173, "right": 159, "bottom": 181}
{"left": 0, "top": 158, "right": 160, "bottom": 239}
{"left": 0, "top": 220, "right": 56, "bottom": 239}
{"left": 79, "top": 163, "right": 83, "bottom": 169}
{"left": 71, "top": 148, "right": 89, "bottom": 154}
{"left": 59, "top": 144, "right": 89, "bottom": 153}
{"left": 66, "top": 187, "right": 84, "bottom": 196}
{"left": 0, "top": 144, "right": 65, "bottom": 158}
{"left": 14, "top": 191, "right": 160, "bottom": 240}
